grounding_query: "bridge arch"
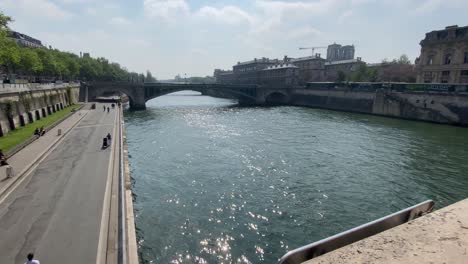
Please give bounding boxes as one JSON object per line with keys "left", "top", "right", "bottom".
{"left": 81, "top": 82, "right": 259, "bottom": 110}
{"left": 264, "top": 91, "right": 289, "bottom": 105}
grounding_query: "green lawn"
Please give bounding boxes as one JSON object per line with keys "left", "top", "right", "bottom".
{"left": 0, "top": 104, "right": 82, "bottom": 153}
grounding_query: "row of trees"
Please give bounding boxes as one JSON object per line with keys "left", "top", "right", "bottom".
{"left": 337, "top": 54, "right": 416, "bottom": 83}
{"left": 174, "top": 74, "right": 215, "bottom": 83}
{"left": 0, "top": 11, "right": 157, "bottom": 83}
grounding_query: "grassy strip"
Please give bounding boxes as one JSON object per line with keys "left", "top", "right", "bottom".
{"left": 0, "top": 104, "right": 81, "bottom": 152}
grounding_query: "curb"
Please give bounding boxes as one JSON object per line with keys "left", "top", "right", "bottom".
{"left": 0, "top": 107, "right": 89, "bottom": 200}
{"left": 6, "top": 104, "right": 86, "bottom": 158}
{"left": 121, "top": 107, "right": 139, "bottom": 264}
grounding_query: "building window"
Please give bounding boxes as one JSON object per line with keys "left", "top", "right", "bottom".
{"left": 423, "top": 72, "right": 432, "bottom": 83}
{"left": 442, "top": 71, "right": 450, "bottom": 76}
{"left": 464, "top": 52, "right": 468, "bottom": 64}
{"left": 427, "top": 55, "right": 433, "bottom": 65}
{"left": 444, "top": 54, "right": 452, "bottom": 65}
{"left": 461, "top": 70, "right": 468, "bottom": 76}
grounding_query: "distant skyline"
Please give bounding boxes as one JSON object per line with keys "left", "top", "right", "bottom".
{"left": 1, "top": 0, "right": 467, "bottom": 79}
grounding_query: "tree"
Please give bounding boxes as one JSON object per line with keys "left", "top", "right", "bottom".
{"left": 0, "top": 39, "right": 21, "bottom": 73}
{"left": 0, "top": 10, "right": 145, "bottom": 82}
{"left": 19, "top": 48, "right": 43, "bottom": 75}
{"left": 146, "top": 70, "right": 157, "bottom": 82}
{"left": 350, "top": 64, "right": 369, "bottom": 82}
{"left": 0, "top": 11, "right": 12, "bottom": 31}
{"left": 337, "top": 71, "right": 346, "bottom": 83}
{"left": 397, "top": 54, "right": 411, "bottom": 65}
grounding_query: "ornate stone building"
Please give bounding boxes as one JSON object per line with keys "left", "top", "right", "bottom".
{"left": 416, "top": 25, "right": 468, "bottom": 83}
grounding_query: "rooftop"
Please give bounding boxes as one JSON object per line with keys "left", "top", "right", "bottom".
{"left": 234, "top": 58, "right": 279, "bottom": 66}
{"left": 325, "top": 59, "right": 363, "bottom": 66}
{"left": 291, "top": 56, "right": 326, "bottom": 63}
{"left": 421, "top": 25, "right": 468, "bottom": 45}
{"left": 263, "top": 64, "right": 299, "bottom": 70}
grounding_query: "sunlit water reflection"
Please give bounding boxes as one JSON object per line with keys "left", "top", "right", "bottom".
{"left": 125, "top": 91, "right": 468, "bottom": 263}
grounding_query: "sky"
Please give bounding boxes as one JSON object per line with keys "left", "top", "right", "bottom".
{"left": 0, "top": 0, "right": 467, "bottom": 79}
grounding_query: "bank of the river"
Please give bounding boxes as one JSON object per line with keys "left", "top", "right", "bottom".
{"left": 0, "top": 104, "right": 81, "bottom": 153}
{"left": 125, "top": 92, "right": 468, "bottom": 263}
{"left": 289, "top": 88, "right": 468, "bottom": 126}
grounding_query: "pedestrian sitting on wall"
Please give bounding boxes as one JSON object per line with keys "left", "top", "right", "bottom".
{"left": 34, "top": 128, "right": 40, "bottom": 136}
{"left": 39, "top": 127, "right": 45, "bottom": 136}
{"left": 0, "top": 149, "right": 8, "bottom": 166}
{"left": 24, "top": 252, "right": 40, "bottom": 264}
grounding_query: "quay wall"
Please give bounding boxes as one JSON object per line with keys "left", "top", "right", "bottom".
{"left": 290, "top": 88, "right": 468, "bottom": 126}
{"left": 0, "top": 85, "right": 80, "bottom": 136}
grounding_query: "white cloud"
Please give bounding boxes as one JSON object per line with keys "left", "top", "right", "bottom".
{"left": 109, "top": 17, "right": 131, "bottom": 26}
{"left": 85, "top": 7, "right": 97, "bottom": 16}
{"left": 143, "top": 0, "right": 190, "bottom": 21}
{"left": 414, "top": 0, "right": 444, "bottom": 14}
{"left": 338, "top": 10, "right": 353, "bottom": 24}
{"left": 287, "top": 27, "right": 322, "bottom": 40}
{"left": 0, "top": 0, "right": 73, "bottom": 20}
{"left": 194, "top": 6, "right": 253, "bottom": 25}
{"left": 60, "top": 0, "right": 91, "bottom": 3}
{"left": 254, "top": 0, "right": 339, "bottom": 17}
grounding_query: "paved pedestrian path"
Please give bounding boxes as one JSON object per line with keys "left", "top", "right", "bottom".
{"left": 0, "top": 103, "right": 118, "bottom": 263}
{"left": 0, "top": 106, "right": 90, "bottom": 196}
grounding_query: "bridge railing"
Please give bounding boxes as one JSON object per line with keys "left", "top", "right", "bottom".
{"left": 305, "top": 82, "right": 468, "bottom": 93}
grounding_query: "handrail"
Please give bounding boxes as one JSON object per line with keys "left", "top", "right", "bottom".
{"left": 118, "top": 107, "right": 127, "bottom": 264}
{"left": 278, "top": 200, "right": 435, "bottom": 264}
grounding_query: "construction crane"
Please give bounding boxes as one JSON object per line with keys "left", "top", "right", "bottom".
{"left": 299, "top": 46, "right": 327, "bottom": 57}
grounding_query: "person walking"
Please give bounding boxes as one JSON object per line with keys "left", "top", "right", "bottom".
{"left": 0, "top": 149, "right": 8, "bottom": 166}
{"left": 107, "top": 107, "right": 110, "bottom": 113}
{"left": 24, "top": 253, "right": 40, "bottom": 264}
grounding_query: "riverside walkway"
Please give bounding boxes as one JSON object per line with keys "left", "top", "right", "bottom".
{"left": 0, "top": 103, "right": 121, "bottom": 263}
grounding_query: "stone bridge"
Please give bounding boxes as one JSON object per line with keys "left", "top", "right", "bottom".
{"left": 80, "top": 82, "right": 291, "bottom": 110}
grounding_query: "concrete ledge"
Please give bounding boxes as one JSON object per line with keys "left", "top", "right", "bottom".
{"left": 120, "top": 107, "right": 139, "bottom": 264}
{"left": 304, "top": 198, "right": 468, "bottom": 264}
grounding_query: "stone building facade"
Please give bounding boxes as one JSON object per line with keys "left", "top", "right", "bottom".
{"left": 214, "top": 43, "right": 361, "bottom": 85}
{"left": 7, "top": 31, "right": 44, "bottom": 48}
{"left": 290, "top": 54, "right": 326, "bottom": 84}
{"left": 259, "top": 64, "right": 299, "bottom": 87}
{"left": 416, "top": 25, "right": 468, "bottom": 83}
{"left": 231, "top": 58, "right": 279, "bottom": 84}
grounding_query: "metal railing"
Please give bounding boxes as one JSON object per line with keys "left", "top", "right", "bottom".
{"left": 278, "top": 200, "right": 435, "bottom": 264}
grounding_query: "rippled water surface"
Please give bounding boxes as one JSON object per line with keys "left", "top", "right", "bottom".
{"left": 124, "top": 91, "right": 468, "bottom": 263}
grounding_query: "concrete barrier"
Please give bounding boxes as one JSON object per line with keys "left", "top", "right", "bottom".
{"left": 0, "top": 165, "right": 13, "bottom": 180}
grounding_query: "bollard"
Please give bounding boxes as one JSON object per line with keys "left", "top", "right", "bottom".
{"left": 57, "top": 128, "right": 62, "bottom": 136}
{"left": 6, "top": 165, "right": 13, "bottom": 178}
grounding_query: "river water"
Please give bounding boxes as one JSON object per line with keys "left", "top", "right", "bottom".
{"left": 124, "top": 91, "right": 468, "bottom": 264}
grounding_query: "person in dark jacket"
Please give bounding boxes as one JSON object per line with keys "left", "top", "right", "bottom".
{"left": 0, "top": 149, "right": 8, "bottom": 166}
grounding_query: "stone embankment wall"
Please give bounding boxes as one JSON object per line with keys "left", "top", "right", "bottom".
{"left": 0, "top": 84, "right": 80, "bottom": 136}
{"left": 290, "top": 88, "right": 468, "bottom": 126}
